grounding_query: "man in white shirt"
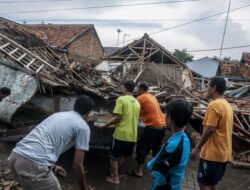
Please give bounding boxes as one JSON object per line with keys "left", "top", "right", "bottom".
{"left": 8, "top": 95, "right": 94, "bottom": 190}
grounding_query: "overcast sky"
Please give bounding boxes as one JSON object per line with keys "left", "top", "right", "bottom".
{"left": 1, "top": 0, "right": 250, "bottom": 60}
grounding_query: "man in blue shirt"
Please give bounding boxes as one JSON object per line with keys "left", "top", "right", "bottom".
{"left": 8, "top": 95, "right": 94, "bottom": 190}
{"left": 147, "top": 99, "right": 193, "bottom": 190}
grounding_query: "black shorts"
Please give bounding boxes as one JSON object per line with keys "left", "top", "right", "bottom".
{"left": 197, "top": 159, "right": 227, "bottom": 186}
{"left": 136, "top": 127, "right": 166, "bottom": 164}
{"left": 110, "top": 138, "right": 135, "bottom": 160}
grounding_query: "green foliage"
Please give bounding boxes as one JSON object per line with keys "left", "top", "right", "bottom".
{"left": 172, "top": 49, "right": 194, "bottom": 63}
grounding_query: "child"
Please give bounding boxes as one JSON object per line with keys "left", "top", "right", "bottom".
{"left": 147, "top": 99, "right": 193, "bottom": 190}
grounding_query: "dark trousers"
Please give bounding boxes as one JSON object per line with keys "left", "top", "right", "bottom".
{"left": 136, "top": 127, "right": 166, "bottom": 164}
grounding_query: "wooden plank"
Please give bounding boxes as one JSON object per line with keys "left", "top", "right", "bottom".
{"left": 36, "top": 64, "right": 44, "bottom": 73}
{"left": 234, "top": 114, "right": 245, "bottom": 129}
{"left": 0, "top": 33, "right": 57, "bottom": 70}
{"left": 143, "top": 38, "right": 146, "bottom": 59}
{"left": 26, "top": 58, "right": 36, "bottom": 68}
{"left": 143, "top": 49, "right": 159, "bottom": 61}
{"left": 0, "top": 42, "right": 10, "bottom": 49}
{"left": 133, "top": 47, "right": 157, "bottom": 50}
{"left": 17, "top": 53, "right": 27, "bottom": 61}
{"left": 242, "top": 115, "right": 250, "bottom": 130}
{"left": 9, "top": 48, "right": 19, "bottom": 55}
{"left": 128, "top": 46, "right": 141, "bottom": 58}
{"left": 231, "top": 161, "right": 250, "bottom": 169}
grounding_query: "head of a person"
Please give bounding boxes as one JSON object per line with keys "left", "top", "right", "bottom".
{"left": 137, "top": 82, "right": 149, "bottom": 95}
{"left": 122, "top": 80, "right": 135, "bottom": 94}
{"left": 165, "top": 99, "right": 193, "bottom": 130}
{"left": 74, "top": 95, "right": 94, "bottom": 117}
{"left": 207, "top": 76, "right": 226, "bottom": 98}
{"left": 0, "top": 87, "right": 11, "bottom": 101}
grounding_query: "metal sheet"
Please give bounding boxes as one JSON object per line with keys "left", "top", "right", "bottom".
{"left": 186, "top": 57, "right": 219, "bottom": 78}
{"left": 0, "top": 63, "right": 38, "bottom": 124}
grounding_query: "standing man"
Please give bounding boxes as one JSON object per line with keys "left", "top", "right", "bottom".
{"left": 128, "top": 82, "right": 165, "bottom": 177}
{"left": 96, "top": 80, "right": 140, "bottom": 185}
{"left": 191, "top": 76, "right": 233, "bottom": 190}
{"left": 8, "top": 95, "right": 94, "bottom": 190}
{"left": 0, "top": 87, "right": 11, "bottom": 102}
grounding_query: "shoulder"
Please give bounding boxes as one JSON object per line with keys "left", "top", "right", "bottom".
{"left": 207, "top": 100, "right": 221, "bottom": 110}
{"left": 116, "top": 96, "right": 126, "bottom": 102}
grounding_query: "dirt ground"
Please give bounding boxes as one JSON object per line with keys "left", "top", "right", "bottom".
{"left": 1, "top": 142, "right": 250, "bottom": 190}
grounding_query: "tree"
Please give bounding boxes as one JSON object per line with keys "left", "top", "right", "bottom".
{"left": 213, "top": 56, "right": 239, "bottom": 62}
{"left": 172, "top": 49, "right": 194, "bottom": 63}
{"left": 222, "top": 57, "right": 239, "bottom": 62}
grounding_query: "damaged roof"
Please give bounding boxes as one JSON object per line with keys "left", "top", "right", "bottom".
{"left": 108, "top": 33, "right": 186, "bottom": 67}
{"left": 241, "top": 52, "right": 250, "bottom": 63}
{"left": 220, "top": 61, "right": 250, "bottom": 80}
{"left": 27, "top": 24, "right": 93, "bottom": 48}
{"left": 186, "top": 57, "right": 219, "bottom": 78}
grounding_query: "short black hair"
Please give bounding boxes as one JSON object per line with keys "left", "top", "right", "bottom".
{"left": 0, "top": 87, "right": 11, "bottom": 96}
{"left": 123, "top": 80, "right": 135, "bottom": 93}
{"left": 138, "top": 82, "right": 149, "bottom": 91}
{"left": 74, "top": 95, "right": 94, "bottom": 115}
{"left": 166, "top": 99, "right": 193, "bottom": 128}
{"left": 209, "top": 76, "right": 226, "bottom": 95}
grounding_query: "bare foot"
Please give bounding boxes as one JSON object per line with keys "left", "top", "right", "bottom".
{"left": 105, "top": 176, "right": 120, "bottom": 185}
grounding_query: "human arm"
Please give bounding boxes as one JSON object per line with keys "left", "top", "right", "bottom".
{"left": 95, "top": 97, "right": 123, "bottom": 128}
{"left": 73, "top": 149, "right": 91, "bottom": 190}
{"left": 95, "top": 114, "right": 122, "bottom": 128}
{"left": 190, "top": 126, "right": 214, "bottom": 160}
{"left": 191, "top": 102, "right": 219, "bottom": 160}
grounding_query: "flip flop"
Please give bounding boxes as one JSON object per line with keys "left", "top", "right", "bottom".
{"left": 127, "top": 170, "right": 143, "bottom": 178}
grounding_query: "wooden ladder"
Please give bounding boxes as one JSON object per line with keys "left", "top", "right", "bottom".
{"left": 0, "top": 33, "right": 57, "bottom": 74}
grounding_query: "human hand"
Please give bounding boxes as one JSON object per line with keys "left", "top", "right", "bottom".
{"left": 94, "top": 123, "right": 106, "bottom": 128}
{"left": 190, "top": 147, "right": 200, "bottom": 161}
{"left": 53, "top": 165, "right": 67, "bottom": 177}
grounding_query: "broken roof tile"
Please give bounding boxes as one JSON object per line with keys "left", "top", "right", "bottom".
{"left": 27, "top": 24, "right": 92, "bottom": 48}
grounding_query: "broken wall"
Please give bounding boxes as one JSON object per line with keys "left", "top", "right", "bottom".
{"left": 0, "top": 62, "right": 38, "bottom": 125}
{"left": 68, "top": 28, "right": 103, "bottom": 60}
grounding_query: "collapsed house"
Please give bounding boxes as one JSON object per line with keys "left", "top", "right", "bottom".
{"left": 0, "top": 17, "right": 249, "bottom": 165}
{"left": 0, "top": 18, "right": 120, "bottom": 145}
{"left": 219, "top": 53, "right": 250, "bottom": 83}
{"left": 99, "top": 33, "right": 193, "bottom": 89}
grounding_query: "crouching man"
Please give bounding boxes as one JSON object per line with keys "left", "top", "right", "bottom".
{"left": 147, "top": 99, "right": 193, "bottom": 190}
{"left": 8, "top": 95, "right": 94, "bottom": 190}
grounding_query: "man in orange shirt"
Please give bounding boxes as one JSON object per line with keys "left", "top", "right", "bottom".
{"left": 191, "top": 77, "right": 233, "bottom": 190}
{"left": 128, "top": 82, "right": 166, "bottom": 177}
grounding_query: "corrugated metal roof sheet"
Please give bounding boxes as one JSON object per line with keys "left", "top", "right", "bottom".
{"left": 186, "top": 57, "right": 219, "bottom": 78}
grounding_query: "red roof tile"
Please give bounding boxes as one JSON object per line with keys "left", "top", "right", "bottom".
{"left": 241, "top": 52, "right": 250, "bottom": 64}
{"left": 220, "top": 61, "right": 250, "bottom": 80}
{"left": 27, "top": 24, "right": 92, "bottom": 47}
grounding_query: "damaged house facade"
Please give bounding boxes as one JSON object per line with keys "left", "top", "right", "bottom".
{"left": 219, "top": 52, "right": 250, "bottom": 82}
{"left": 28, "top": 24, "right": 104, "bottom": 61}
{"left": 98, "top": 33, "right": 193, "bottom": 89}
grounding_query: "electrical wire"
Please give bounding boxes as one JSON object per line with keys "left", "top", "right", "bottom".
{"left": 187, "top": 44, "right": 250, "bottom": 52}
{"left": 0, "top": 0, "right": 199, "bottom": 14}
{"left": 109, "top": 3, "right": 250, "bottom": 46}
{"left": 0, "top": 0, "right": 72, "bottom": 3}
